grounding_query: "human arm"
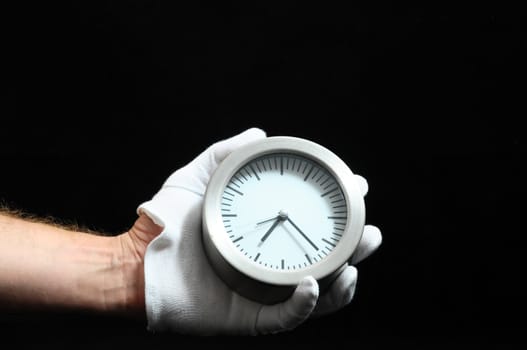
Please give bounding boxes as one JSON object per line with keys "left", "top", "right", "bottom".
{"left": 0, "top": 209, "right": 156, "bottom": 316}
{"left": 0, "top": 128, "right": 382, "bottom": 335}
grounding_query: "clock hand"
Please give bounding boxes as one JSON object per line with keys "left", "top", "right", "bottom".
{"left": 258, "top": 210, "right": 288, "bottom": 247}
{"left": 255, "top": 216, "right": 279, "bottom": 226}
{"left": 258, "top": 218, "right": 281, "bottom": 247}
{"left": 286, "top": 217, "right": 319, "bottom": 251}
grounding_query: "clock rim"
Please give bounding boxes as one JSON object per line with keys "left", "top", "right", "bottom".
{"left": 202, "top": 136, "right": 365, "bottom": 286}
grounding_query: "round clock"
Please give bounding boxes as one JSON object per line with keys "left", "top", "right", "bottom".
{"left": 202, "top": 136, "right": 365, "bottom": 304}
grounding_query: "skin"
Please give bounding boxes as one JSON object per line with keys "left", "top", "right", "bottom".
{"left": 0, "top": 210, "right": 161, "bottom": 317}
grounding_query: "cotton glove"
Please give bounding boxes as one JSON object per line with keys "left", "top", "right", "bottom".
{"left": 138, "top": 128, "right": 381, "bottom": 335}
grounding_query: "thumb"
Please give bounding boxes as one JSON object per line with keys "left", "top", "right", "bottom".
{"left": 256, "top": 276, "right": 319, "bottom": 335}
{"left": 207, "top": 127, "right": 267, "bottom": 166}
{"left": 162, "top": 128, "right": 267, "bottom": 194}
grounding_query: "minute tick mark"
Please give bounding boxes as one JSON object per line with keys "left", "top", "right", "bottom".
{"left": 311, "top": 168, "right": 320, "bottom": 179}
{"left": 321, "top": 188, "right": 339, "bottom": 197}
{"left": 304, "top": 165, "right": 314, "bottom": 181}
{"left": 233, "top": 174, "right": 244, "bottom": 185}
{"left": 249, "top": 165, "right": 260, "bottom": 180}
{"left": 322, "top": 238, "right": 336, "bottom": 247}
{"left": 255, "top": 162, "right": 262, "bottom": 173}
{"left": 226, "top": 185, "right": 243, "bottom": 196}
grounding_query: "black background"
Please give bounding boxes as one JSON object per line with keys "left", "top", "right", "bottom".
{"left": 1, "top": 1, "right": 525, "bottom": 347}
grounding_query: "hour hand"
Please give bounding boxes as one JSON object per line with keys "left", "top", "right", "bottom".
{"left": 258, "top": 218, "right": 282, "bottom": 247}
{"left": 257, "top": 210, "right": 288, "bottom": 247}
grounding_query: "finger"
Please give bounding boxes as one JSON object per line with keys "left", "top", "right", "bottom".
{"left": 162, "top": 128, "right": 267, "bottom": 194}
{"left": 350, "top": 225, "right": 382, "bottom": 265}
{"left": 312, "top": 265, "right": 358, "bottom": 317}
{"left": 210, "top": 127, "right": 267, "bottom": 165}
{"left": 354, "top": 174, "right": 369, "bottom": 197}
{"left": 256, "top": 276, "right": 319, "bottom": 335}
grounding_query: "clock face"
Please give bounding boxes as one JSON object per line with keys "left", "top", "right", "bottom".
{"left": 221, "top": 153, "right": 348, "bottom": 271}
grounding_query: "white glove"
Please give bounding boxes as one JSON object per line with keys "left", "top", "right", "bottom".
{"left": 138, "top": 128, "right": 382, "bottom": 335}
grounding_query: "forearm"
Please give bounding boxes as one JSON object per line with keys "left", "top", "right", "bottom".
{"left": 0, "top": 213, "right": 144, "bottom": 315}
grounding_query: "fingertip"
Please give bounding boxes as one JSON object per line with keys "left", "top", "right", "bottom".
{"left": 225, "top": 127, "right": 267, "bottom": 146}
{"left": 364, "top": 225, "right": 383, "bottom": 250}
{"left": 298, "top": 275, "right": 319, "bottom": 301}
{"left": 346, "top": 264, "right": 358, "bottom": 278}
{"left": 243, "top": 127, "right": 267, "bottom": 139}
{"left": 337, "top": 265, "right": 358, "bottom": 289}
{"left": 212, "top": 128, "right": 267, "bottom": 164}
{"left": 351, "top": 225, "right": 382, "bottom": 264}
{"left": 287, "top": 276, "right": 319, "bottom": 322}
{"left": 256, "top": 276, "right": 320, "bottom": 334}
{"left": 300, "top": 275, "right": 317, "bottom": 289}
{"left": 340, "top": 266, "right": 358, "bottom": 306}
{"left": 354, "top": 174, "right": 369, "bottom": 196}
{"left": 280, "top": 277, "right": 318, "bottom": 329}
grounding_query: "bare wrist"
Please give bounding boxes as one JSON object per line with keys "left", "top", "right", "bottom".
{"left": 113, "top": 214, "right": 162, "bottom": 316}
{"left": 83, "top": 217, "right": 157, "bottom": 318}
{"left": 101, "top": 234, "right": 146, "bottom": 317}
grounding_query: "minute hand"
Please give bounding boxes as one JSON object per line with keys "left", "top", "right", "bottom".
{"left": 286, "top": 217, "right": 319, "bottom": 251}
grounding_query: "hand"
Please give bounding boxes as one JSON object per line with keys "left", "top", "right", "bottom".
{"left": 121, "top": 128, "right": 382, "bottom": 335}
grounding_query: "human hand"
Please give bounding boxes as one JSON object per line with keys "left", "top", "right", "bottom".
{"left": 122, "top": 128, "right": 381, "bottom": 335}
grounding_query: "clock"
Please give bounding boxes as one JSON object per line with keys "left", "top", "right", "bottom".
{"left": 202, "top": 136, "right": 365, "bottom": 304}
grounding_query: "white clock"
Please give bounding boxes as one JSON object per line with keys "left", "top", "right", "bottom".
{"left": 202, "top": 136, "right": 365, "bottom": 304}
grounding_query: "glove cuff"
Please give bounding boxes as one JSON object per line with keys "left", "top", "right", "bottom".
{"left": 138, "top": 188, "right": 203, "bottom": 332}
